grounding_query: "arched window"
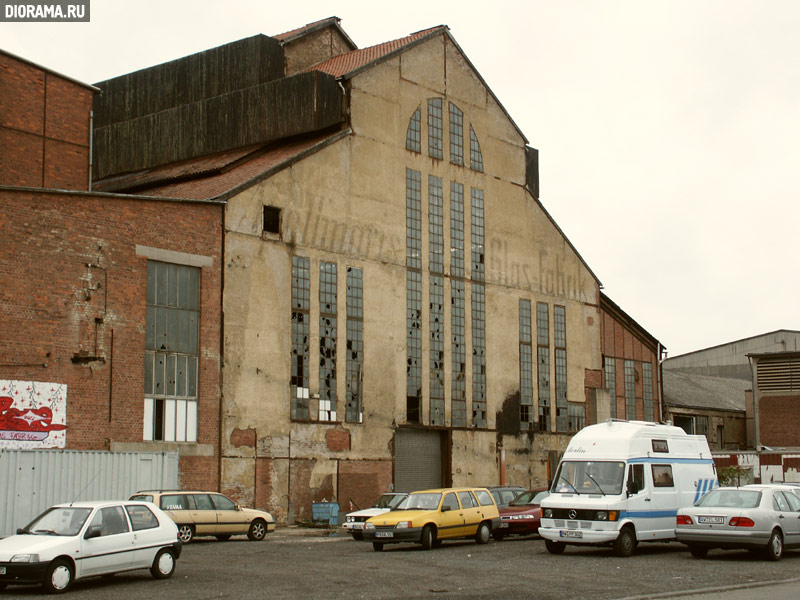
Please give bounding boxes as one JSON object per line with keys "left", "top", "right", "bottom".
{"left": 470, "top": 125, "right": 484, "bottom": 172}
{"left": 406, "top": 106, "right": 421, "bottom": 153}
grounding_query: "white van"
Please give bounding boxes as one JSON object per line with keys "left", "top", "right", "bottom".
{"left": 538, "top": 420, "right": 717, "bottom": 556}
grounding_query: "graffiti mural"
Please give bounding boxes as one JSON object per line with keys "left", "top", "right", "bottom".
{"left": 0, "top": 380, "right": 67, "bottom": 448}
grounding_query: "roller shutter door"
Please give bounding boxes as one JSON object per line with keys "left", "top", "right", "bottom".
{"left": 394, "top": 429, "right": 443, "bottom": 492}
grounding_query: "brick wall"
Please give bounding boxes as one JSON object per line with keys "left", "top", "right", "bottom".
{"left": 760, "top": 396, "right": 800, "bottom": 447}
{"left": 0, "top": 189, "right": 223, "bottom": 490}
{"left": 0, "top": 52, "right": 92, "bottom": 190}
{"left": 338, "top": 459, "right": 393, "bottom": 513}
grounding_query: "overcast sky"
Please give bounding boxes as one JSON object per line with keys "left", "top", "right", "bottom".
{"left": 2, "top": 0, "right": 798, "bottom": 357}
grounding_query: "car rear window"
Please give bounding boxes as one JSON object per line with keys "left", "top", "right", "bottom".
{"left": 697, "top": 489, "right": 761, "bottom": 509}
{"left": 160, "top": 494, "right": 189, "bottom": 511}
{"left": 125, "top": 504, "right": 160, "bottom": 531}
{"left": 129, "top": 494, "right": 153, "bottom": 503}
{"left": 474, "top": 490, "right": 494, "bottom": 506}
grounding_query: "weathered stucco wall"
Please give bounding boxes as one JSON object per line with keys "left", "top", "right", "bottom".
{"left": 221, "top": 31, "right": 601, "bottom": 520}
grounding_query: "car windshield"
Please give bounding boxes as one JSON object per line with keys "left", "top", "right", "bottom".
{"left": 22, "top": 506, "right": 93, "bottom": 536}
{"left": 374, "top": 494, "right": 405, "bottom": 509}
{"left": 397, "top": 493, "right": 442, "bottom": 510}
{"left": 509, "top": 490, "right": 550, "bottom": 506}
{"left": 696, "top": 489, "right": 761, "bottom": 508}
{"left": 551, "top": 461, "right": 625, "bottom": 495}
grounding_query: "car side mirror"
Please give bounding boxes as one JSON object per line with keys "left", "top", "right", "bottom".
{"left": 236, "top": 504, "right": 242, "bottom": 511}
{"left": 84, "top": 525, "right": 102, "bottom": 540}
{"left": 441, "top": 505, "right": 450, "bottom": 513}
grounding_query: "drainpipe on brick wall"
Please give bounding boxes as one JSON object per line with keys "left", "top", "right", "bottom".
{"left": 218, "top": 208, "right": 226, "bottom": 492}
{"left": 657, "top": 343, "right": 666, "bottom": 423}
{"left": 748, "top": 355, "right": 759, "bottom": 451}
{"left": 88, "top": 110, "right": 93, "bottom": 191}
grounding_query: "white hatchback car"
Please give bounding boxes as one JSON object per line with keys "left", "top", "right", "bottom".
{"left": 0, "top": 500, "right": 181, "bottom": 594}
{"left": 342, "top": 493, "right": 407, "bottom": 540}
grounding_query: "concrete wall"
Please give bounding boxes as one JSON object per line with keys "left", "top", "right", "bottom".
{"left": 220, "top": 31, "right": 601, "bottom": 521}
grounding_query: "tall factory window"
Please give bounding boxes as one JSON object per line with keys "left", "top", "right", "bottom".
{"left": 144, "top": 261, "right": 200, "bottom": 442}
{"left": 519, "top": 299, "right": 534, "bottom": 430}
{"left": 290, "top": 256, "right": 310, "bottom": 421}
{"left": 406, "top": 106, "right": 421, "bottom": 153}
{"left": 346, "top": 267, "right": 364, "bottom": 423}
{"left": 406, "top": 167, "right": 423, "bottom": 423}
{"left": 143, "top": 260, "right": 200, "bottom": 442}
{"left": 470, "top": 125, "right": 484, "bottom": 172}
{"left": 450, "top": 182, "right": 465, "bottom": 278}
{"left": 319, "top": 261, "right": 337, "bottom": 421}
{"left": 604, "top": 356, "right": 617, "bottom": 419}
{"left": 554, "top": 305, "right": 567, "bottom": 433}
{"left": 624, "top": 360, "right": 636, "bottom": 419}
{"left": 406, "top": 169, "right": 422, "bottom": 270}
{"left": 471, "top": 188, "right": 485, "bottom": 282}
{"left": 429, "top": 175, "right": 444, "bottom": 274}
{"left": 428, "top": 98, "right": 443, "bottom": 159}
{"left": 451, "top": 279, "right": 467, "bottom": 427}
{"left": 643, "top": 361, "right": 654, "bottom": 421}
{"left": 568, "top": 402, "right": 585, "bottom": 433}
{"left": 536, "top": 302, "right": 550, "bottom": 432}
{"left": 449, "top": 102, "right": 464, "bottom": 166}
{"left": 429, "top": 175, "right": 445, "bottom": 425}
{"left": 472, "top": 283, "right": 486, "bottom": 427}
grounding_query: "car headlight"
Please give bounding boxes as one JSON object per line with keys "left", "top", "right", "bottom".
{"left": 346, "top": 516, "right": 354, "bottom": 522}
{"left": 596, "top": 511, "right": 608, "bottom": 521}
{"left": 365, "top": 522, "right": 375, "bottom": 529}
{"left": 543, "top": 509, "right": 553, "bottom": 518}
{"left": 395, "top": 521, "right": 411, "bottom": 529}
{"left": 11, "top": 554, "right": 39, "bottom": 563}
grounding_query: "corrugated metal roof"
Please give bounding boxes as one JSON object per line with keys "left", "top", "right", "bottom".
{"left": 663, "top": 370, "right": 749, "bottom": 412}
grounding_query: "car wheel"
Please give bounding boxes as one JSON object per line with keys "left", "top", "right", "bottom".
{"left": 688, "top": 545, "right": 708, "bottom": 558}
{"left": 545, "top": 540, "right": 566, "bottom": 554}
{"left": 215, "top": 534, "right": 232, "bottom": 541}
{"left": 42, "top": 558, "right": 73, "bottom": 594}
{"left": 421, "top": 524, "right": 436, "bottom": 550}
{"left": 150, "top": 548, "right": 176, "bottom": 579}
{"left": 492, "top": 530, "right": 505, "bottom": 541}
{"left": 475, "top": 521, "right": 491, "bottom": 544}
{"left": 177, "top": 524, "right": 194, "bottom": 543}
{"left": 764, "top": 529, "right": 783, "bottom": 561}
{"left": 248, "top": 519, "right": 267, "bottom": 541}
{"left": 352, "top": 531, "right": 364, "bottom": 541}
{"left": 613, "top": 526, "right": 636, "bottom": 557}
{"left": 372, "top": 541, "right": 384, "bottom": 551}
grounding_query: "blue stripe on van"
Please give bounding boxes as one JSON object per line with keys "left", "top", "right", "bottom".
{"left": 693, "top": 478, "right": 718, "bottom": 503}
{"left": 620, "top": 510, "right": 677, "bottom": 519}
{"left": 627, "top": 457, "right": 715, "bottom": 465}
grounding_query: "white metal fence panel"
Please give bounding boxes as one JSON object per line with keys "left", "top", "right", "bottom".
{"left": 0, "top": 449, "right": 178, "bottom": 537}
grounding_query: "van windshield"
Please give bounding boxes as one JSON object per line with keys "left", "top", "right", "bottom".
{"left": 551, "top": 461, "right": 625, "bottom": 495}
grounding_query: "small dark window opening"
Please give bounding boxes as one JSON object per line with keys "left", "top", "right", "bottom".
{"left": 263, "top": 206, "right": 281, "bottom": 235}
{"left": 407, "top": 395, "right": 420, "bottom": 423}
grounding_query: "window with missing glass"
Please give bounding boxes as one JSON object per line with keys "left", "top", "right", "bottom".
{"left": 430, "top": 274, "right": 445, "bottom": 425}
{"left": 470, "top": 125, "right": 484, "bottom": 172}
{"left": 451, "top": 279, "right": 466, "bottom": 427}
{"left": 291, "top": 256, "right": 310, "bottom": 421}
{"left": 449, "top": 102, "right": 464, "bottom": 166}
{"left": 472, "top": 282, "right": 486, "bottom": 427}
{"left": 263, "top": 205, "right": 281, "bottom": 235}
{"left": 319, "top": 262, "right": 337, "bottom": 422}
{"left": 450, "top": 182, "right": 465, "bottom": 278}
{"left": 406, "top": 106, "right": 421, "bottom": 153}
{"left": 604, "top": 357, "right": 617, "bottom": 419}
{"left": 407, "top": 270, "right": 422, "bottom": 423}
{"left": 567, "top": 403, "right": 585, "bottom": 433}
{"left": 346, "top": 267, "right": 363, "bottom": 423}
{"left": 554, "top": 306, "right": 567, "bottom": 433}
{"left": 519, "top": 299, "right": 533, "bottom": 431}
{"left": 144, "top": 260, "right": 200, "bottom": 442}
{"left": 428, "top": 98, "right": 443, "bottom": 159}
{"left": 471, "top": 188, "right": 484, "bottom": 282}
{"left": 537, "top": 302, "right": 550, "bottom": 432}
{"left": 624, "top": 360, "right": 636, "bottom": 420}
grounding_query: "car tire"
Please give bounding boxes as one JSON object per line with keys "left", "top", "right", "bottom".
{"left": 764, "top": 529, "right": 783, "bottom": 561}
{"left": 421, "top": 524, "right": 436, "bottom": 550}
{"left": 150, "top": 548, "right": 176, "bottom": 579}
{"left": 492, "top": 530, "right": 505, "bottom": 541}
{"left": 248, "top": 519, "right": 267, "bottom": 541}
{"left": 545, "top": 540, "right": 566, "bottom": 554}
{"left": 352, "top": 531, "right": 364, "bottom": 541}
{"left": 688, "top": 545, "right": 708, "bottom": 558}
{"left": 372, "top": 541, "right": 384, "bottom": 551}
{"left": 475, "top": 522, "right": 491, "bottom": 544}
{"left": 42, "top": 558, "right": 73, "bottom": 594}
{"left": 215, "top": 534, "right": 232, "bottom": 541}
{"left": 613, "top": 526, "right": 636, "bottom": 557}
{"left": 177, "top": 524, "right": 194, "bottom": 544}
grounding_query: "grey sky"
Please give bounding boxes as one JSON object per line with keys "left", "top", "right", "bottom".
{"left": 2, "top": 0, "right": 797, "bottom": 357}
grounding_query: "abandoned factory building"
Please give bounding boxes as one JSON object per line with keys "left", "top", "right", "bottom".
{"left": 1, "top": 18, "right": 664, "bottom": 523}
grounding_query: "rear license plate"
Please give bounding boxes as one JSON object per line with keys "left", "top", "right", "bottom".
{"left": 0, "top": 566, "right": 5, "bottom": 575}
{"left": 499, "top": 523, "right": 509, "bottom": 528}
{"left": 375, "top": 531, "right": 394, "bottom": 538}
{"left": 698, "top": 516, "right": 725, "bottom": 524}
{"left": 560, "top": 530, "right": 582, "bottom": 539}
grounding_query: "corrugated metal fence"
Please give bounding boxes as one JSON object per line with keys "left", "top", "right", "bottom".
{"left": 0, "top": 449, "right": 178, "bottom": 537}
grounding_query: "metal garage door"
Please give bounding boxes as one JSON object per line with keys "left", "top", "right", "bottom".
{"left": 394, "top": 429, "right": 444, "bottom": 492}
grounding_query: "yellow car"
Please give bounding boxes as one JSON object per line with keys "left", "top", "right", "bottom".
{"left": 362, "top": 487, "right": 500, "bottom": 551}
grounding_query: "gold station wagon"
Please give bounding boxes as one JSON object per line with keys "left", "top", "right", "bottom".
{"left": 129, "top": 490, "right": 275, "bottom": 543}
{"left": 362, "top": 487, "right": 500, "bottom": 551}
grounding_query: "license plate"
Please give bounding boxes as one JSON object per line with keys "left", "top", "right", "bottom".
{"left": 499, "top": 523, "right": 509, "bottom": 528}
{"left": 560, "top": 530, "right": 582, "bottom": 539}
{"left": 698, "top": 516, "right": 725, "bottom": 524}
{"left": 0, "top": 566, "right": 5, "bottom": 575}
{"left": 375, "top": 531, "right": 394, "bottom": 538}
{"left": 353, "top": 523, "right": 364, "bottom": 529}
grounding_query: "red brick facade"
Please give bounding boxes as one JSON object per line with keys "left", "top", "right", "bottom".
{"left": 759, "top": 396, "right": 800, "bottom": 447}
{"left": 0, "top": 52, "right": 92, "bottom": 190}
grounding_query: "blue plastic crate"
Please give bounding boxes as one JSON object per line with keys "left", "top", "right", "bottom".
{"left": 311, "top": 502, "right": 340, "bottom": 526}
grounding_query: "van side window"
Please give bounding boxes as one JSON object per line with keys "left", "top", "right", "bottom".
{"left": 627, "top": 464, "right": 645, "bottom": 495}
{"left": 652, "top": 465, "right": 674, "bottom": 487}
{"left": 652, "top": 439, "right": 669, "bottom": 453}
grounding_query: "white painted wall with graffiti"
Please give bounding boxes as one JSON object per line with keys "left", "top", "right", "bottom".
{"left": 0, "top": 379, "right": 66, "bottom": 449}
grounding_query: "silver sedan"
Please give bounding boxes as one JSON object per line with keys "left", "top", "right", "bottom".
{"left": 676, "top": 485, "right": 800, "bottom": 560}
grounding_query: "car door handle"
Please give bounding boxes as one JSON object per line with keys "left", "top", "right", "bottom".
{"left": 644, "top": 498, "right": 651, "bottom": 502}
{"left": 779, "top": 514, "right": 785, "bottom": 519}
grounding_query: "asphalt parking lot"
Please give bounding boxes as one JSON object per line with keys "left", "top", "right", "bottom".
{"left": 4, "top": 529, "right": 800, "bottom": 599}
